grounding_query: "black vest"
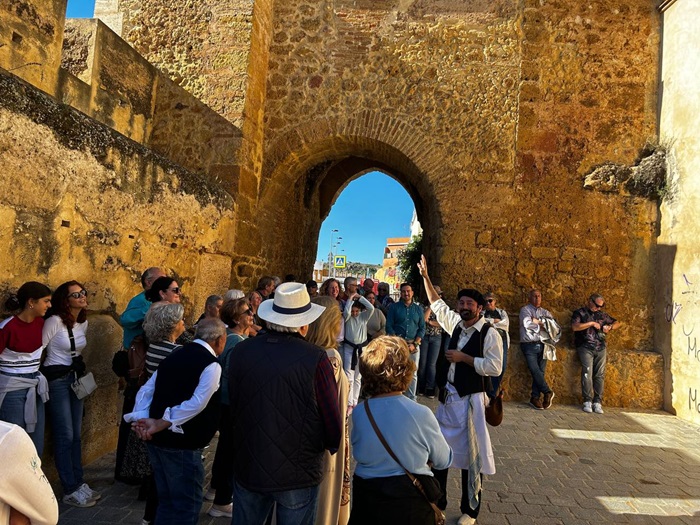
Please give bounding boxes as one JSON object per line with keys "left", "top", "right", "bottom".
{"left": 229, "top": 331, "right": 327, "bottom": 492}
{"left": 436, "top": 323, "right": 492, "bottom": 398}
{"left": 149, "top": 342, "right": 220, "bottom": 450}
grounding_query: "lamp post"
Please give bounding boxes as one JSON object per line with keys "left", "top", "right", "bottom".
{"left": 328, "top": 229, "right": 339, "bottom": 278}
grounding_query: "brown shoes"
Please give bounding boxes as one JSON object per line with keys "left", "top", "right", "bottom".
{"left": 543, "top": 391, "right": 555, "bottom": 409}
{"left": 529, "top": 396, "right": 544, "bottom": 410}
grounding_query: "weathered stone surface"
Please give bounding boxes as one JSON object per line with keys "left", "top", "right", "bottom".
{"left": 0, "top": 0, "right": 693, "bottom": 428}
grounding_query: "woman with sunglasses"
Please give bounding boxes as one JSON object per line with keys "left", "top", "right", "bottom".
{"left": 41, "top": 281, "right": 100, "bottom": 507}
{"left": 145, "top": 277, "right": 193, "bottom": 347}
{"left": 0, "top": 282, "right": 52, "bottom": 455}
{"left": 205, "top": 298, "right": 253, "bottom": 518}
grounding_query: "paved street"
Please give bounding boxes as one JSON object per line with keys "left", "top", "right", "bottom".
{"left": 57, "top": 401, "right": 700, "bottom": 525}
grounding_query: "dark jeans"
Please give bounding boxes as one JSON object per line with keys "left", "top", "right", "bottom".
{"left": 232, "top": 478, "right": 319, "bottom": 525}
{"left": 47, "top": 372, "right": 84, "bottom": 494}
{"left": 115, "top": 381, "right": 139, "bottom": 483}
{"left": 577, "top": 346, "right": 607, "bottom": 403}
{"left": 210, "top": 407, "right": 234, "bottom": 505}
{"left": 148, "top": 444, "right": 204, "bottom": 525}
{"left": 432, "top": 468, "right": 482, "bottom": 518}
{"left": 520, "top": 342, "right": 551, "bottom": 398}
{"left": 418, "top": 334, "right": 442, "bottom": 393}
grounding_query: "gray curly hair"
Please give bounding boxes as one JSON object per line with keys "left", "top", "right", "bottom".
{"left": 143, "top": 302, "right": 184, "bottom": 343}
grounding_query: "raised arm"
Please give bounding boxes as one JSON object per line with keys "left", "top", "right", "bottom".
{"left": 417, "top": 255, "right": 441, "bottom": 305}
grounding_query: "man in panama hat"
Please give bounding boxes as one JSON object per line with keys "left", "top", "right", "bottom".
{"left": 228, "top": 282, "right": 342, "bottom": 525}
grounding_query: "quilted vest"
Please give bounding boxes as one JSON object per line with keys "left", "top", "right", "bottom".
{"left": 229, "top": 331, "right": 326, "bottom": 492}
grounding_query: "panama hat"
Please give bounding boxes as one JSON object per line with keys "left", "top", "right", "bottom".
{"left": 257, "top": 282, "right": 326, "bottom": 327}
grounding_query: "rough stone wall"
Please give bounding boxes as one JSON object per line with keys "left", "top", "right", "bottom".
{"left": 657, "top": 0, "right": 700, "bottom": 425}
{"left": 248, "top": 0, "right": 663, "bottom": 406}
{"left": 94, "top": 0, "right": 254, "bottom": 128}
{"left": 0, "top": 67, "right": 236, "bottom": 463}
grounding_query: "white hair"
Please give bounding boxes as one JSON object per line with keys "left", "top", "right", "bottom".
{"left": 265, "top": 321, "right": 300, "bottom": 334}
{"left": 224, "top": 289, "right": 245, "bottom": 302}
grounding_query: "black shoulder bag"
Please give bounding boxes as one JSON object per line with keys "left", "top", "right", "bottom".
{"left": 364, "top": 400, "right": 446, "bottom": 525}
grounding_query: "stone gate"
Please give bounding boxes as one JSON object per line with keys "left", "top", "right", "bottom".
{"left": 1, "top": 0, "right": 699, "bottom": 463}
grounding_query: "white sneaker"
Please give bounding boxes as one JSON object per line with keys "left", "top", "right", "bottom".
{"left": 63, "top": 488, "right": 96, "bottom": 508}
{"left": 78, "top": 483, "right": 101, "bottom": 502}
{"left": 593, "top": 402, "right": 604, "bottom": 414}
{"left": 583, "top": 401, "right": 593, "bottom": 413}
{"left": 457, "top": 514, "right": 476, "bottom": 525}
{"left": 204, "top": 488, "right": 216, "bottom": 501}
{"left": 208, "top": 503, "right": 233, "bottom": 518}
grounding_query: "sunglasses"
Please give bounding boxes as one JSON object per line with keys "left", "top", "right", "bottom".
{"left": 592, "top": 301, "right": 605, "bottom": 308}
{"left": 68, "top": 290, "right": 88, "bottom": 299}
{"left": 168, "top": 287, "right": 181, "bottom": 295}
{"left": 244, "top": 309, "right": 254, "bottom": 316}
{"left": 486, "top": 299, "right": 494, "bottom": 303}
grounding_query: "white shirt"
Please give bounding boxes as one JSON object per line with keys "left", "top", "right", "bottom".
{"left": 430, "top": 299, "right": 502, "bottom": 383}
{"left": 519, "top": 304, "right": 553, "bottom": 343}
{"left": 123, "top": 339, "right": 221, "bottom": 434}
{"left": 42, "top": 316, "right": 88, "bottom": 367}
{"left": 343, "top": 296, "right": 375, "bottom": 344}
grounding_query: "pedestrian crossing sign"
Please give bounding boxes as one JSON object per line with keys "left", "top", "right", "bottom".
{"left": 334, "top": 255, "right": 346, "bottom": 268}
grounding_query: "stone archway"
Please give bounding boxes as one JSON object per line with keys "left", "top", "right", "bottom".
{"left": 253, "top": 114, "right": 454, "bottom": 281}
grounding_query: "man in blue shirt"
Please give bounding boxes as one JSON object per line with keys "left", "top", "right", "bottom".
{"left": 386, "top": 282, "right": 426, "bottom": 400}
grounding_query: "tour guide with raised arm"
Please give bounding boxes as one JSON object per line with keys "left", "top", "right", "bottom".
{"left": 417, "top": 256, "right": 502, "bottom": 525}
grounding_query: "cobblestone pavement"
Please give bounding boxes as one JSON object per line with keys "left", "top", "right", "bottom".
{"left": 57, "top": 400, "right": 700, "bottom": 525}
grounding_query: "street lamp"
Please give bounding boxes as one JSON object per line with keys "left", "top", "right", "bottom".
{"left": 328, "top": 229, "right": 339, "bottom": 278}
{"left": 333, "top": 238, "right": 342, "bottom": 278}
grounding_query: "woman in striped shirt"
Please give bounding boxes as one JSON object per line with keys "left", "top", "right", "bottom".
{"left": 0, "top": 281, "right": 52, "bottom": 455}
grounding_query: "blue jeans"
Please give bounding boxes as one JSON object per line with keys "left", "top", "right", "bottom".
{"left": 577, "top": 346, "right": 607, "bottom": 403}
{"left": 0, "top": 372, "right": 45, "bottom": 455}
{"left": 233, "top": 478, "right": 319, "bottom": 525}
{"left": 148, "top": 445, "right": 204, "bottom": 525}
{"left": 418, "top": 334, "right": 442, "bottom": 393}
{"left": 47, "top": 372, "right": 84, "bottom": 494}
{"left": 520, "top": 342, "right": 551, "bottom": 398}
{"left": 404, "top": 346, "right": 420, "bottom": 400}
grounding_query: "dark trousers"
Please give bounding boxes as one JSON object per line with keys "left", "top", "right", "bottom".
{"left": 349, "top": 474, "right": 434, "bottom": 525}
{"left": 520, "top": 342, "right": 551, "bottom": 398}
{"left": 115, "top": 383, "right": 139, "bottom": 483}
{"left": 432, "top": 468, "right": 482, "bottom": 518}
{"left": 210, "top": 407, "right": 234, "bottom": 505}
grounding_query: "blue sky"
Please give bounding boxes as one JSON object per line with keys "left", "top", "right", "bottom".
{"left": 317, "top": 172, "right": 414, "bottom": 265}
{"left": 66, "top": 2, "right": 415, "bottom": 265}
{"left": 67, "top": 0, "right": 94, "bottom": 17}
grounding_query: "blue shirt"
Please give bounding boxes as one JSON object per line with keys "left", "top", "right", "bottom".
{"left": 351, "top": 395, "right": 452, "bottom": 478}
{"left": 386, "top": 301, "right": 426, "bottom": 341}
{"left": 120, "top": 291, "right": 150, "bottom": 349}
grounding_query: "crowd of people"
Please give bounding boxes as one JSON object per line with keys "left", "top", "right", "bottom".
{"left": 0, "top": 262, "right": 620, "bottom": 525}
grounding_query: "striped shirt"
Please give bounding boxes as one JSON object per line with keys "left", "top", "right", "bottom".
{"left": 145, "top": 340, "right": 181, "bottom": 377}
{"left": 0, "top": 316, "right": 44, "bottom": 374}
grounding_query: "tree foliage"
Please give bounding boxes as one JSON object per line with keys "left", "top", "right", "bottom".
{"left": 397, "top": 234, "right": 423, "bottom": 294}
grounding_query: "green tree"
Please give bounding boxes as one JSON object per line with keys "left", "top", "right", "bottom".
{"left": 397, "top": 234, "right": 423, "bottom": 294}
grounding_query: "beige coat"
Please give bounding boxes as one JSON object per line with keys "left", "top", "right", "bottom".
{"left": 315, "top": 348, "right": 350, "bottom": 525}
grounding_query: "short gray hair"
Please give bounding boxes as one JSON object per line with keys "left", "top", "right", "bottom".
{"left": 265, "top": 321, "right": 299, "bottom": 334}
{"left": 143, "top": 302, "right": 184, "bottom": 343}
{"left": 344, "top": 277, "right": 357, "bottom": 287}
{"left": 224, "top": 289, "right": 245, "bottom": 302}
{"left": 195, "top": 318, "right": 227, "bottom": 342}
{"left": 205, "top": 295, "right": 223, "bottom": 308}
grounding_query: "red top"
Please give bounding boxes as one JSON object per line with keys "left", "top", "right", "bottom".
{"left": 0, "top": 316, "right": 44, "bottom": 354}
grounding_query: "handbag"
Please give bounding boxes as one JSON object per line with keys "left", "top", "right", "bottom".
{"left": 479, "top": 327, "right": 504, "bottom": 427}
{"left": 65, "top": 325, "right": 97, "bottom": 400}
{"left": 364, "top": 401, "right": 446, "bottom": 525}
{"left": 71, "top": 372, "right": 97, "bottom": 400}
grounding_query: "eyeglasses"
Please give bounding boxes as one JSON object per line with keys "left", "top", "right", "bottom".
{"left": 168, "top": 287, "right": 181, "bottom": 295}
{"left": 68, "top": 290, "right": 88, "bottom": 299}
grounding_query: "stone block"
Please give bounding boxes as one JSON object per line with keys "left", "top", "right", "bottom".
{"left": 531, "top": 246, "right": 559, "bottom": 259}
